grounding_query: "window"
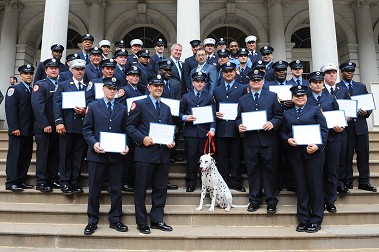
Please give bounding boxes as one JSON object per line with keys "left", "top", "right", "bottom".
{"left": 291, "top": 27, "right": 311, "bottom": 48}
{"left": 38, "top": 28, "right": 81, "bottom": 49}
{"left": 122, "top": 27, "right": 166, "bottom": 48}
{"left": 207, "top": 27, "right": 247, "bottom": 47}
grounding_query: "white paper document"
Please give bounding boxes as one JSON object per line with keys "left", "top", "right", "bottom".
{"left": 323, "top": 110, "right": 348, "bottom": 129}
{"left": 292, "top": 124, "right": 322, "bottom": 145}
{"left": 219, "top": 103, "right": 238, "bottom": 121}
{"left": 126, "top": 95, "right": 146, "bottom": 112}
{"left": 148, "top": 123, "right": 175, "bottom": 145}
{"left": 62, "top": 91, "right": 86, "bottom": 109}
{"left": 350, "top": 93, "right": 376, "bottom": 111}
{"left": 99, "top": 132, "right": 127, "bottom": 153}
{"left": 337, "top": 99, "right": 358, "bottom": 118}
{"left": 95, "top": 83, "right": 119, "bottom": 99}
{"left": 269, "top": 85, "right": 292, "bottom": 101}
{"left": 192, "top": 106, "right": 214, "bottom": 125}
{"left": 241, "top": 110, "right": 267, "bottom": 131}
{"left": 161, "top": 98, "right": 180, "bottom": 116}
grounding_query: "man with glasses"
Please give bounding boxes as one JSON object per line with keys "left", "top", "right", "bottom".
{"left": 189, "top": 48, "right": 217, "bottom": 95}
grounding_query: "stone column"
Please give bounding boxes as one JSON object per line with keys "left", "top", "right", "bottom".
{"left": 308, "top": 0, "right": 339, "bottom": 71}
{"left": 267, "top": 0, "right": 288, "bottom": 61}
{"left": 0, "top": 0, "right": 24, "bottom": 123}
{"left": 40, "top": 0, "right": 69, "bottom": 61}
{"left": 85, "top": 0, "right": 109, "bottom": 46}
{"left": 351, "top": 0, "right": 379, "bottom": 88}
{"left": 176, "top": 0, "right": 200, "bottom": 59}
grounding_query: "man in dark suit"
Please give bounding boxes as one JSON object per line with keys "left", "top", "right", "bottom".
{"left": 245, "top": 35, "right": 261, "bottom": 66}
{"left": 288, "top": 60, "right": 309, "bottom": 87}
{"left": 82, "top": 77, "right": 129, "bottom": 235}
{"left": 126, "top": 75, "right": 176, "bottom": 234}
{"left": 168, "top": 43, "right": 184, "bottom": 99}
{"left": 113, "top": 49, "right": 128, "bottom": 87}
{"left": 58, "top": 53, "right": 81, "bottom": 82}
{"left": 236, "top": 70, "right": 283, "bottom": 214}
{"left": 135, "top": 49, "right": 155, "bottom": 94}
{"left": 189, "top": 48, "right": 217, "bottom": 95}
{"left": 337, "top": 61, "right": 376, "bottom": 192}
{"left": 83, "top": 47, "right": 103, "bottom": 83}
{"left": 180, "top": 72, "right": 216, "bottom": 192}
{"left": 5, "top": 64, "right": 35, "bottom": 192}
{"left": 77, "top": 34, "right": 94, "bottom": 64}
{"left": 260, "top": 46, "right": 275, "bottom": 82}
{"left": 183, "top": 39, "right": 201, "bottom": 90}
{"left": 150, "top": 38, "right": 166, "bottom": 75}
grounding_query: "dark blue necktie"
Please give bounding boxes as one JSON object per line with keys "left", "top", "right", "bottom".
{"left": 330, "top": 87, "right": 334, "bottom": 95}
{"left": 85, "top": 54, "right": 90, "bottom": 64}
{"left": 107, "top": 102, "right": 112, "bottom": 115}
{"left": 348, "top": 83, "right": 353, "bottom": 96}
{"left": 156, "top": 101, "right": 160, "bottom": 116}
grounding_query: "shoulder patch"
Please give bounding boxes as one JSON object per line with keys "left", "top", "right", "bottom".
{"left": 130, "top": 101, "right": 136, "bottom": 111}
{"left": 33, "top": 85, "right": 40, "bottom": 92}
{"left": 7, "top": 88, "right": 15, "bottom": 97}
{"left": 118, "top": 89, "right": 125, "bottom": 97}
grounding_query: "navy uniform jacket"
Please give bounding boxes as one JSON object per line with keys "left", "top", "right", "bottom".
{"left": 206, "top": 54, "right": 218, "bottom": 66}
{"left": 82, "top": 99, "right": 128, "bottom": 163}
{"left": 322, "top": 85, "right": 350, "bottom": 100}
{"left": 34, "top": 61, "right": 68, "bottom": 83}
{"left": 31, "top": 78, "right": 58, "bottom": 133}
{"left": 150, "top": 54, "right": 164, "bottom": 75}
{"left": 248, "top": 52, "right": 261, "bottom": 66}
{"left": 237, "top": 66, "right": 252, "bottom": 85}
{"left": 84, "top": 63, "right": 102, "bottom": 83}
{"left": 58, "top": 70, "right": 73, "bottom": 82}
{"left": 53, "top": 79, "right": 93, "bottom": 134}
{"left": 264, "top": 62, "right": 275, "bottom": 82}
{"left": 114, "top": 66, "right": 127, "bottom": 87}
{"left": 235, "top": 89, "right": 283, "bottom": 147}
{"left": 179, "top": 91, "right": 216, "bottom": 138}
{"left": 189, "top": 63, "right": 217, "bottom": 94}
{"left": 126, "top": 97, "right": 173, "bottom": 163}
{"left": 125, "top": 54, "right": 139, "bottom": 69}
{"left": 183, "top": 55, "right": 198, "bottom": 90}
{"left": 116, "top": 83, "right": 144, "bottom": 107}
{"left": 280, "top": 105, "right": 328, "bottom": 159}
{"left": 135, "top": 62, "right": 155, "bottom": 94}
{"left": 337, "top": 80, "right": 372, "bottom": 135}
{"left": 213, "top": 82, "right": 247, "bottom": 137}
{"left": 5, "top": 83, "right": 34, "bottom": 136}
{"left": 168, "top": 57, "right": 184, "bottom": 99}
{"left": 287, "top": 78, "right": 309, "bottom": 87}
{"left": 161, "top": 80, "right": 174, "bottom": 99}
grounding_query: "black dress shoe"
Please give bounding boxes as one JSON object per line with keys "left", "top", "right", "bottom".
{"left": 20, "top": 182, "right": 34, "bottom": 189}
{"left": 50, "top": 182, "right": 61, "bottom": 189}
{"left": 325, "top": 203, "right": 337, "bottom": 213}
{"left": 167, "top": 183, "right": 178, "bottom": 190}
{"left": 287, "top": 185, "right": 296, "bottom": 192}
{"left": 345, "top": 182, "right": 353, "bottom": 189}
{"left": 267, "top": 204, "right": 277, "bottom": 214}
{"left": 109, "top": 221, "right": 128, "bottom": 232}
{"left": 247, "top": 203, "right": 259, "bottom": 212}
{"left": 137, "top": 224, "right": 151, "bottom": 234}
{"left": 71, "top": 184, "right": 83, "bottom": 193}
{"left": 102, "top": 186, "right": 111, "bottom": 193}
{"left": 150, "top": 221, "right": 173, "bottom": 232}
{"left": 36, "top": 184, "right": 53, "bottom": 193}
{"left": 231, "top": 185, "right": 246, "bottom": 192}
{"left": 296, "top": 223, "right": 307, "bottom": 232}
{"left": 8, "top": 184, "right": 23, "bottom": 192}
{"left": 358, "top": 183, "right": 377, "bottom": 192}
{"left": 173, "top": 156, "right": 184, "bottom": 162}
{"left": 337, "top": 185, "right": 350, "bottom": 194}
{"left": 61, "top": 184, "right": 73, "bottom": 195}
{"left": 122, "top": 184, "right": 135, "bottom": 193}
{"left": 186, "top": 186, "right": 195, "bottom": 192}
{"left": 84, "top": 223, "right": 97, "bottom": 235}
{"left": 305, "top": 223, "right": 321, "bottom": 233}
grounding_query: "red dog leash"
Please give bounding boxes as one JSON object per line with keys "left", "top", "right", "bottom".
{"left": 203, "top": 135, "right": 216, "bottom": 156}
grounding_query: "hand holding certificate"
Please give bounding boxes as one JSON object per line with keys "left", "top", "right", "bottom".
{"left": 218, "top": 103, "right": 238, "bottom": 121}
{"left": 148, "top": 123, "right": 175, "bottom": 145}
{"left": 292, "top": 125, "right": 322, "bottom": 145}
{"left": 99, "top": 132, "right": 127, "bottom": 153}
{"left": 241, "top": 110, "right": 267, "bottom": 131}
{"left": 62, "top": 91, "right": 86, "bottom": 109}
{"left": 192, "top": 106, "right": 214, "bottom": 125}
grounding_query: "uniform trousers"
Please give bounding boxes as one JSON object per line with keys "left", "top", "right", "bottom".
{"left": 122, "top": 142, "right": 136, "bottom": 187}
{"left": 87, "top": 161, "right": 123, "bottom": 224}
{"left": 5, "top": 135, "right": 33, "bottom": 188}
{"left": 337, "top": 131, "right": 348, "bottom": 187}
{"left": 184, "top": 137, "right": 207, "bottom": 187}
{"left": 323, "top": 136, "right": 341, "bottom": 203}
{"left": 217, "top": 137, "right": 242, "bottom": 187}
{"left": 35, "top": 133, "right": 59, "bottom": 185}
{"left": 244, "top": 145, "right": 278, "bottom": 206}
{"left": 134, "top": 161, "right": 169, "bottom": 225}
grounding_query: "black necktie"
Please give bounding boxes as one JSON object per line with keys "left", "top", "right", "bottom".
{"left": 330, "top": 87, "right": 334, "bottom": 95}
{"left": 156, "top": 101, "right": 160, "bottom": 116}
{"left": 296, "top": 79, "right": 301, "bottom": 86}
{"left": 348, "top": 83, "right": 353, "bottom": 95}
{"left": 122, "top": 68, "right": 125, "bottom": 73}
{"left": 28, "top": 86, "right": 32, "bottom": 93}
{"left": 317, "top": 96, "right": 321, "bottom": 103}
{"left": 226, "top": 84, "right": 230, "bottom": 92}
{"left": 85, "top": 54, "right": 89, "bottom": 64}
{"left": 240, "top": 68, "right": 244, "bottom": 74}
{"left": 297, "top": 108, "right": 302, "bottom": 114}
{"left": 196, "top": 92, "right": 201, "bottom": 102}
{"left": 107, "top": 102, "right": 112, "bottom": 115}
{"left": 159, "top": 56, "right": 163, "bottom": 60}
{"left": 254, "top": 93, "right": 259, "bottom": 103}
{"left": 279, "top": 82, "right": 284, "bottom": 85}
{"left": 78, "top": 82, "right": 83, "bottom": 91}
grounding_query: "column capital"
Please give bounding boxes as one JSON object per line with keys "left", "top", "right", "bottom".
{"left": 84, "top": 0, "right": 109, "bottom": 7}
{"left": 266, "top": 0, "right": 289, "bottom": 7}
{"left": 0, "top": 0, "right": 24, "bottom": 11}
{"left": 350, "top": 0, "right": 378, "bottom": 8}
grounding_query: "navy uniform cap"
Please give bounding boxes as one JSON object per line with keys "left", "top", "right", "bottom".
{"left": 125, "top": 65, "right": 140, "bottom": 75}
{"left": 158, "top": 60, "right": 173, "bottom": 70}
{"left": 103, "top": 77, "right": 120, "bottom": 89}
{"left": 289, "top": 60, "right": 304, "bottom": 69}
{"left": 50, "top": 44, "right": 64, "bottom": 52}
{"left": 252, "top": 60, "right": 266, "bottom": 70}
{"left": 339, "top": 61, "right": 356, "bottom": 72}
{"left": 192, "top": 71, "right": 207, "bottom": 81}
{"left": 100, "top": 58, "right": 116, "bottom": 68}
{"left": 90, "top": 47, "right": 103, "bottom": 55}
{"left": 217, "top": 49, "right": 230, "bottom": 57}
{"left": 260, "top": 45, "right": 274, "bottom": 54}
{"left": 216, "top": 38, "right": 227, "bottom": 46}
{"left": 66, "top": 53, "right": 80, "bottom": 62}
{"left": 237, "top": 48, "right": 249, "bottom": 56}
{"left": 189, "top": 39, "right": 201, "bottom": 47}
{"left": 272, "top": 60, "right": 289, "bottom": 71}
{"left": 290, "top": 85, "right": 308, "bottom": 96}
{"left": 148, "top": 75, "right": 165, "bottom": 85}
{"left": 136, "top": 49, "right": 150, "bottom": 58}
{"left": 247, "top": 69, "right": 265, "bottom": 80}
{"left": 154, "top": 38, "right": 165, "bottom": 46}
{"left": 308, "top": 71, "right": 325, "bottom": 82}
{"left": 43, "top": 58, "right": 60, "bottom": 68}
{"left": 81, "top": 34, "right": 94, "bottom": 42}
{"left": 221, "top": 62, "right": 236, "bottom": 71}
{"left": 114, "top": 40, "right": 125, "bottom": 48}
{"left": 113, "top": 49, "right": 128, "bottom": 57}
{"left": 18, "top": 64, "right": 35, "bottom": 74}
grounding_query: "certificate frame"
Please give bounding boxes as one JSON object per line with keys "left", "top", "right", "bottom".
{"left": 268, "top": 85, "right": 292, "bottom": 101}
{"left": 148, "top": 122, "right": 176, "bottom": 145}
{"left": 350, "top": 93, "right": 376, "bottom": 111}
{"left": 99, "top": 132, "right": 127, "bottom": 153}
{"left": 219, "top": 102, "right": 238, "bottom": 121}
{"left": 62, "top": 91, "right": 86, "bottom": 109}
{"left": 191, "top": 105, "right": 215, "bottom": 125}
{"left": 241, "top": 110, "right": 267, "bottom": 131}
{"left": 323, "top": 110, "right": 348, "bottom": 129}
{"left": 161, "top": 98, "right": 180, "bottom": 117}
{"left": 336, "top": 99, "right": 358, "bottom": 118}
{"left": 292, "top": 124, "right": 322, "bottom": 145}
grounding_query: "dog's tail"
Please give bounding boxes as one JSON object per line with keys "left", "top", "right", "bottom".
{"left": 231, "top": 204, "right": 250, "bottom": 208}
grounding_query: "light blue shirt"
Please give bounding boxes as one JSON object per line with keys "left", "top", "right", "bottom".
{"left": 103, "top": 98, "right": 115, "bottom": 110}
{"left": 149, "top": 95, "right": 160, "bottom": 109}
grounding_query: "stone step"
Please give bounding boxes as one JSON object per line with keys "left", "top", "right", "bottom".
{"left": 0, "top": 202, "right": 378, "bottom": 226}
{"left": 0, "top": 249, "right": 377, "bottom": 252}
{"left": 0, "top": 222, "right": 378, "bottom": 251}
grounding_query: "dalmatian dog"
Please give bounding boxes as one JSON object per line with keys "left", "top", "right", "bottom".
{"left": 196, "top": 154, "right": 248, "bottom": 212}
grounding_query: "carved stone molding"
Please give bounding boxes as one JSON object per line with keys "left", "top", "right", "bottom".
{"left": 266, "top": 0, "right": 289, "bottom": 7}
{"left": 0, "top": 0, "right": 24, "bottom": 11}
{"left": 84, "top": 0, "right": 110, "bottom": 7}
{"left": 137, "top": 2, "right": 147, "bottom": 14}
{"left": 226, "top": 2, "right": 236, "bottom": 15}
{"left": 351, "top": 0, "right": 378, "bottom": 8}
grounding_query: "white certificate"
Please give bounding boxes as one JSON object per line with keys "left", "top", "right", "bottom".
{"left": 192, "top": 106, "right": 215, "bottom": 125}
{"left": 269, "top": 85, "right": 292, "bottom": 101}
{"left": 337, "top": 99, "right": 358, "bottom": 118}
{"left": 62, "top": 91, "right": 86, "bottom": 109}
{"left": 95, "top": 83, "right": 119, "bottom": 99}
{"left": 323, "top": 110, "right": 348, "bottom": 129}
{"left": 241, "top": 110, "right": 267, "bottom": 131}
{"left": 351, "top": 93, "right": 376, "bottom": 111}
{"left": 99, "top": 132, "right": 127, "bottom": 153}
{"left": 148, "top": 123, "right": 175, "bottom": 145}
{"left": 126, "top": 95, "right": 146, "bottom": 112}
{"left": 292, "top": 124, "right": 322, "bottom": 145}
{"left": 161, "top": 98, "right": 180, "bottom": 116}
{"left": 219, "top": 103, "right": 238, "bottom": 121}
